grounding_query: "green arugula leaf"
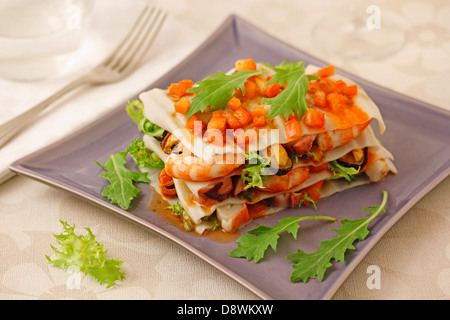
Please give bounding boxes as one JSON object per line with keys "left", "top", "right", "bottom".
{"left": 241, "top": 152, "right": 271, "bottom": 190}
{"left": 126, "top": 99, "right": 164, "bottom": 137}
{"left": 186, "top": 70, "right": 264, "bottom": 118}
{"left": 46, "top": 220, "right": 125, "bottom": 288}
{"left": 127, "top": 138, "right": 164, "bottom": 169}
{"left": 96, "top": 150, "right": 150, "bottom": 210}
{"left": 327, "top": 160, "right": 360, "bottom": 183}
{"left": 287, "top": 190, "right": 388, "bottom": 282}
{"left": 229, "top": 215, "right": 336, "bottom": 263}
{"left": 262, "top": 60, "right": 319, "bottom": 119}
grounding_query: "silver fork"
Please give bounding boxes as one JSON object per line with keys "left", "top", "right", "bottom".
{"left": 0, "top": 5, "right": 167, "bottom": 148}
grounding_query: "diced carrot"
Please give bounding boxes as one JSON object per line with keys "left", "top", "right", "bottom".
{"left": 227, "top": 96, "right": 242, "bottom": 111}
{"left": 225, "top": 112, "right": 243, "bottom": 129}
{"left": 168, "top": 79, "right": 194, "bottom": 97}
{"left": 251, "top": 105, "right": 266, "bottom": 117}
{"left": 327, "top": 92, "right": 353, "bottom": 112}
{"left": 266, "top": 82, "right": 282, "bottom": 98}
{"left": 174, "top": 97, "right": 190, "bottom": 115}
{"left": 288, "top": 114, "right": 299, "bottom": 121}
{"left": 316, "top": 79, "right": 336, "bottom": 94}
{"left": 302, "top": 109, "right": 326, "bottom": 128}
{"left": 235, "top": 59, "right": 257, "bottom": 71}
{"left": 313, "top": 91, "right": 327, "bottom": 108}
{"left": 207, "top": 115, "right": 227, "bottom": 135}
{"left": 281, "top": 83, "right": 288, "bottom": 89}
{"left": 318, "top": 65, "right": 335, "bottom": 78}
{"left": 253, "top": 115, "right": 266, "bottom": 128}
{"left": 234, "top": 106, "right": 253, "bottom": 126}
{"left": 284, "top": 118, "right": 302, "bottom": 140}
{"left": 344, "top": 84, "right": 358, "bottom": 97}
{"left": 334, "top": 80, "right": 347, "bottom": 94}
{"left": 212, "top": 110, "right": 224, "bottom": 118}
{"left": 243, "top": 80, "right": 257, "bottom": 99}
{"left": 185, "top": 115, "right": 205, "bottom": 136}
{"left": 254, "top": 76, "right": 267, "bottom": 96}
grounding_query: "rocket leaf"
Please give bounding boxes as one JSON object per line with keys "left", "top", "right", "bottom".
{"left": 287, "top": 190, "right": 388, "bottom": 282}
{"left": 186, "top": 69, "right": 264, "bottom": 118}
{"left": 229, "top": 215, "right": 336, "bottom": 263}
{"left": 96, "top": 150, "right": 150, "bottom": 210}
{"left": 262, "top": 60, "right": 319, "bottom": 119}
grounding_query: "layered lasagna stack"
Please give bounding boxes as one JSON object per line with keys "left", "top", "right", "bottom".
{"left": 137, "top": 59, "right": 397, "bottom": 234}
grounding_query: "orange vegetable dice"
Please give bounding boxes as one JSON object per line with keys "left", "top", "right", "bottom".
{"left": 174, "top": 97, "right": 190, "bottom": 115}
{"left": 227, "top": 97, "right": 242, "bottom": 111}
{"left": 207, "top": 114, "right": 227, "bottom": 135}
{"left": 302, "top": 109, "right": 326, "bottom": 128}
{"left": 334, "top": 80, "right": 347, "bottom": 94}
{"left": 253, "top": 115, "right": 266, "bottom": 128}
{"left": 235, "top": 58, "right": 257, "bottom": 71}
{"left": 234, "top": 106, "right": 253, "bottom": 126}
{"left": 284, "top": 118, "right": 302, "bottom": 140}
{"left": 243, "top": 80, "right": 257, "bottom": 99}
{"left": 266, "top": 82, "right": 282, "bottom": 98}
{"left": 318, "top": 65, "right": 335, "bottom": 78}
{"left": 327, "top": 92, "right": 352, "bottom": 112}
{"left": 168, "top": 79, "right": 194, "bottom": 97}
{"left": 313, "top": 91, "right": 327, "bottom": 109}
{"left": 186, "top": 115, "right": 205, "bottom": 136}
{"left": 344, "top": 85, "right": 358, "bottom": 97}
{"left": 225, "top": 112, "right": 243, "bottom": 129}
{"left": 251, "top": 105, "right": 266, "bottom": 117}
{"left": 254, "top": 76, "right": 267, "bottom": 96}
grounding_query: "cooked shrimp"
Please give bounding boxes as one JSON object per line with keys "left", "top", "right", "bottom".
{"left": 317, "top": 119, "right": 371, "bottom": 152}
{"left": 165, "top": 147, "right": 245, "bottom": 182}
{"left": 260, "top": 167, "right": 310, "bottom": 193}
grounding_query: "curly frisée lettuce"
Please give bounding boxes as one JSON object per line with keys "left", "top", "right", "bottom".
{"left": 46, "top": 220, "right": 125, "bottom": 288}
{"left": 126, "top": 99, "right": 164, "bottom": 137}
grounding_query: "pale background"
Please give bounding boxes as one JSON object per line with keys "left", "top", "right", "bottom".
{"left": 0, "top": 0, "right": 449, "bottom": 300}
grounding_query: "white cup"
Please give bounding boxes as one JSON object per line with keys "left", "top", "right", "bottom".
{"left": 0, "top": 0, "right": 95, "bottom": 81}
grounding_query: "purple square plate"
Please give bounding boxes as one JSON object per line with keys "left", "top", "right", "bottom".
{"left": 10, "top": 15, "right": 450, "bottom": 300}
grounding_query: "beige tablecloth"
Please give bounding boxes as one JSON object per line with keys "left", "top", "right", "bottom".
{"left": 1, "top": 0, "right": 449, "bottom": 300}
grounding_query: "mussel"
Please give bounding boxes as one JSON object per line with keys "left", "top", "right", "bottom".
{"left": 161, "top": 131, "right": 181, "bottom": 154}
{"left": 337, "top": 147, "right": 368, "bottom": 170}
{"left": 262, "top": 144, "right": 293, "bottom": 176}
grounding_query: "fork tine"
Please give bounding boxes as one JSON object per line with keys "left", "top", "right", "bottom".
{"left": 118, "top": 9, "right": 167, "bottom": 73}
{"left": 110, "top": 6, "right": 159, "bottom": 70}
{"left": 102, "top": 5, "right": 153, "bottom": 67}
